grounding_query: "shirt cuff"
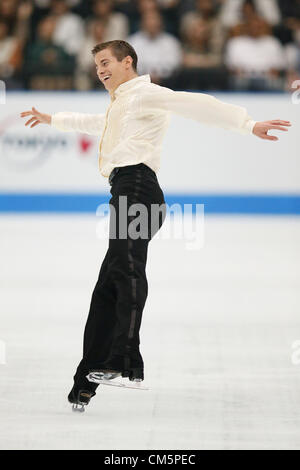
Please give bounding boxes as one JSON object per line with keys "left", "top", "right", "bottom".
{"left": 51, "top": 113, "right": 60, "bottom": 128}
{"left": 51, "top": 113, "right": 66, "bottom": 132}
{"left": 244, "top": 119, "right": 257, "bottom": 134}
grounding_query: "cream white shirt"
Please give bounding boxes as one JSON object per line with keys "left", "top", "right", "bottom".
{"left": 51, "top": 74, "right": 257, "bottom": 179}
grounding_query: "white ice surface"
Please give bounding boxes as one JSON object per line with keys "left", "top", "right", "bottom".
{"left": 0, "top": 215, "right": 300, "bottom": 450}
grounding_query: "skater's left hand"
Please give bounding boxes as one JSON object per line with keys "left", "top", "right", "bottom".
{"left": 253, "top": 120, "right": 292, "bottom": 141}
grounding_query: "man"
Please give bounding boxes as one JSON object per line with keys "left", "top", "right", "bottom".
{"left": 127, "top": 10, "right": 182, "bottom": 84}
{"left": 20, "top": 40, "right": 291, "bottom": 410}
{"left": 225, "top": 15, "right": 286, "bottom": 91}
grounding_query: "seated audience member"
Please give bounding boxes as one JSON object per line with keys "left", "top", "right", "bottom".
{"left": 0, "top": 0, "right": 32, "bottom": 44}
{"left": 89, "top": 0, "right": 129, "bottom": 40}
{"left": 225, "top": 15, "right": 286, "bottom": 90}
{"left": 131, "top": 0, "right": 165, "bottom": 34}
{"left": 220, "top": 0, "right": 281, "bottom": 28}
{"left": 127, "top": 10, "right": 182, "bottom": 84}
{"left": 75, "top": 18, "right": 107, "bottom": 90}
{"left": 48, "top": 0, "right": 85, "bottom": 55}
{"left": 0, "top": 0, "right": 19, "bottom": 34}
{"left": 180, "top": 0, "right": 225, "bottom": 58}
{"left": 0, "top": 0, "right": 34, "bottom": 88}
{"left": 0, "top": 19, "right": 23, "bottom": 88}
{"left": 169, "top": 14, "right": 228, "bottom": 90}
{"left": 182, "top": 17, "right": 222, "bottom": 68}
{"left": 23, "top": 15, "right": 75, "bottom": 89}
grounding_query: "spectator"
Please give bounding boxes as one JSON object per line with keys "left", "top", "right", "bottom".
{"left": 75, "top": 18, "right": 107, "bottom": 90}
{"left": 23, "top": 15, "right": 75, "bottom": 89}
{"left": 0, "top": 0, "right": 19, "bottom": 34}
{"left": 130, "top": 0, "right": 160, "bottom": 34}
{"left": 0, "top": 18, "right": 23, "bottom": 88}
{"left": 0, "top": 0, "right": 32, "bottom": 41}
{"left": 220, "top": 0, "right": 281, "bottom": 28}
{"left": 225, "top": 15, "right": 286, "bottom": 90}
{"left": 0, "top": 1, "right": 34, "bottom": 89}
{"left": 136, "top": 0, "right": 159, "bottom": 16}
{"left": 180, "top": 0, "right": 225, "bottom": 59}
{"left": 167, "top": 13, "right": 228, "bottom": 91}
{"left": 33, "top": 1, "right": 92, "bottom": 19}
{"left": 127, "top": 10, "right": 182, "bottom": 83}
{"left": 182, "top": 17, "right": 222, "bottom": 68}
{"left": 49, "top": 0, "right": 85, "bottom": 55}
{"left": 90, "top": 0, "right": 129, "bottom": 40}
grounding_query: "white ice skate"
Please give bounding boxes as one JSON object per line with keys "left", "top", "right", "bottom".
{"left": 72, "top": 403, "right": 86, "bottom": 413}
{"left": 68, "top": 389, "right": 95, "bottom": 413}
{"left": 86, "top": 372, "right": 149, "bottom": 390}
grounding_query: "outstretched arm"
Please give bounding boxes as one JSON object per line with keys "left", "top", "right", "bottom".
{"left": 139, "top": 86, "right": 291, "bottom": 139}
{"left": 20, "top": 107, "right": 105, "bottom": 136}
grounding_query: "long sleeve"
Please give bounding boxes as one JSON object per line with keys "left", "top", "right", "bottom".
{"left": 51, "top": 112, "right": 105, "bottom": 136}
{"left": 139, "top": 85, "right": 256, "bottom": 135}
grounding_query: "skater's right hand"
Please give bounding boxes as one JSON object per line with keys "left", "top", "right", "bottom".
{"left": 20, "top": 107, "right": 52, "bottom": 128}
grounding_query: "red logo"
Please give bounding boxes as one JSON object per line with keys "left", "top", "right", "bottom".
{"left": 79, "top": 136, "right": 93, "bottom": 154}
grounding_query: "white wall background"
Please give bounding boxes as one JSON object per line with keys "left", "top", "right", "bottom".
{"left": 0, "top": 91, "right": 299, "bottom": 194}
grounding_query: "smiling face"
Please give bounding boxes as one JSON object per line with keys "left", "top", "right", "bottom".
{"left": 94, "top": 47, "right": 137, "bottom": 93}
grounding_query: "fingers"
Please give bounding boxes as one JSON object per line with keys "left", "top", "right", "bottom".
{"left": 269, "top": 125, "right": 289, "bottom": 131}
{"left": 259, "top": 133, "right": 278, "bottom": 141}
{"left": 25, "top": 117, "right": 36, "bottom": 126}
{"left": 20, "top": 110, "right": 34, "bottom": 117}
{"left": 268, "top": 120, "right": 292, "bottom": 126}
{"left": 30, "top": 120, "right": 40, "bottom": 128}
{"left": 25, "top": 116, "right": 40, "bottom": 128}
{"left": 264, "top": 135, "right": 278, "bottom": 141}
{"left": 20, "top": 107, "right": 39, "bottom": 119}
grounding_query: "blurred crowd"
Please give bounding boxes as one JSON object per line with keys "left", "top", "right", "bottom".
{"left": 0, "top": 0, "right": 300, "bottom": 91}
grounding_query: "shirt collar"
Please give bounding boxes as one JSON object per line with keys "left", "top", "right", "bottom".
{"left": 111, "top": 74, "right": 151, "bottom": 100}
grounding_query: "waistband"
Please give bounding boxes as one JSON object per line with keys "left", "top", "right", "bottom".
{"left": 108, "top": 163, "right": 155, "bottom": 186}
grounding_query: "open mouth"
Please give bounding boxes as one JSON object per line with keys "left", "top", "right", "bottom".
{"left": 103, "top": 75, "right": 111, "bottom": 83}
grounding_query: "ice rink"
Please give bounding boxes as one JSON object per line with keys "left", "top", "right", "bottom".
{"left": 0, "top": 214, "right": 299, "bottom": 450}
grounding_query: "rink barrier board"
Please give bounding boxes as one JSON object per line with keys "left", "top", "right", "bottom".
{"left": 0, "top": 193, "right": 299, "bottom": 214}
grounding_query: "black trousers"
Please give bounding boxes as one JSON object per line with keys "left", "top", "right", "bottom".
{"left": 73, "top": 163, "right": 166, "bottom": 392}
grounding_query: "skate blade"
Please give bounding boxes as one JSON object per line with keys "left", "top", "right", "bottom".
{"left": 72, "top": 403, "right": 86, "bottom": 413}
{"left": 87, "top": 373, "right": 149, "bottom": 390}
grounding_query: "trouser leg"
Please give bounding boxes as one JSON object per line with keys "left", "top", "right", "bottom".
{"left": 73, "top": 248, "right": 117, "bottom": 390}
{"left": 103, "top": 233, "right": 150, "bottom": 375}
{"left": 103, "top": 184, "right": 166, "bottom": 376}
